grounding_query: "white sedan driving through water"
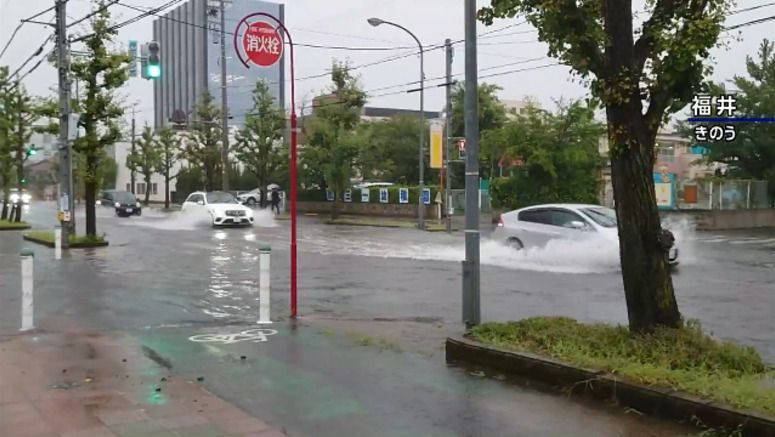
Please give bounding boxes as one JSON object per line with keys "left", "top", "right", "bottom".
{"left": 181, "top": 191, "right": 255, "bottom": 227}
{"left": 494, "top": 203, "right": 679, "bottom": 266}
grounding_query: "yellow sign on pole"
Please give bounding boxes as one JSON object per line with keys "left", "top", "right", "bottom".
{"left": 430, "top": 121, "right": 443, "bottom": 169}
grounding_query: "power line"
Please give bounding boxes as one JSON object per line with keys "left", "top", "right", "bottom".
{"left": 0, "top": 5, "right": 55, "bottom": 61}
{"left": 729, "top": 1, "right": 775, "bottom": 15}
{"left": 67, "top": 0, "right": 121, "bottom": 29}
{"left": 70, "top": 0, "right": 184, "bottom": 43}
{"left": 9, "top": 33, "right": 54, "bottom": 80}
{"left": 725, "top": 14, "right": 775, "bottom": 30}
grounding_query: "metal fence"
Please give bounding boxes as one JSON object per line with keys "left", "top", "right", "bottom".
{"left": 678, "top": 179, "right": 769, "bottom": 210}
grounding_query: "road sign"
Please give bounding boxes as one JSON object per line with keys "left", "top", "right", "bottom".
{"left": 242, "top": 21, "right": 283, "bottom": 67}
{"left": 430, "top": 122, "right": 443, "bottom": 168}
{"left": 344, "top": 190, "right": 352, "bottom": 203}
{"left": 421, "top": 188, "right": 431, "bottom": 205}
{"left": 379, "top": 188, "right": 389, "bottom": 203}
{"left": 399, "top": 188, "right": 409, "bottom": 204}
{"left": 127, "top": 40, "right": 137, "bottom": 77}
{"left": 361, "top": 189, "right": 370, "bottom": 203}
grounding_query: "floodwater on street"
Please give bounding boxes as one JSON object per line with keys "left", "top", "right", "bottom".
{"left": 0, "top": 201, "right": 772, "bottom": 436}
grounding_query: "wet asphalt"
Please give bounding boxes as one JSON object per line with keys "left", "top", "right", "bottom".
{"left": 1, "top": 201, "right": 773, "bottom": 436}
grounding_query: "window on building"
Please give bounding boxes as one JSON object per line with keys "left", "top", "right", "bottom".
{"left": 126, "top": 183, "right": 131, "bottom": 192}
{"left": 137, "top": 183, "right": 146, "bottom": 195}
{"left": 151, "top": 183, "right": 158, "bottom": 195}
{"left": 657, "top": 147, "right": 675, "bottom": 163}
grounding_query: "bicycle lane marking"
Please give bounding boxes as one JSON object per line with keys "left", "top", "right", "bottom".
{"left": 188, "top": 328, "right": 278, "bottom": 344}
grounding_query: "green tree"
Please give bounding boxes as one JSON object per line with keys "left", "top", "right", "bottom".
{"left": 706, "top": 39, "right": 775, "bottom": 205}
{"left": 69, "top": 0, "right": 129, "bottom": 236}
{"left": 157, "top": 127, "right": 181, "bottom": 209}
{"left": 487, "top": 101, "right": 604, "bottom": 209}
{"left": 126, "top": 125, "right": 161, "bottom": 205}
{"left": 357, "top": 114, "right": 427, "bottom": 184}
{"left": 304, "top": 62, "right": 366, "bottom": 218}
{"left": 450, "top": 82, "right": 508, "bottom": 182}
{"left": 479, "top": 0, "right": 731, "bottom": 331}
{"left": 72, "top": 152, "right": 117, "bottom": 200}
{"left": 235, "top": 80, "right": 286, "bottom": 205}
{"left": 184, "top": 89, "right": 222, "bottom": 191}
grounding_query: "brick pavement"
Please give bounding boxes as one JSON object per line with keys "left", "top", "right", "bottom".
{"left": 0, "top": 330, "right": 289, "bottom": 437}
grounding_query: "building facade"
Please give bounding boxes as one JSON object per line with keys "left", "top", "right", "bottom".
{"left": 153, "top": 0, "right": 285, "bottom": 129}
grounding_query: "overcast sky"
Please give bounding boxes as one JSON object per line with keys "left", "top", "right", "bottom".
{"left": 1, "top": 0, "right": 772, "bottom": 128}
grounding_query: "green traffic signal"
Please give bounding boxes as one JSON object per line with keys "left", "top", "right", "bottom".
{"left": 26, "top": 145, "right": 37, "bottom": 156}
{"left": 146, "top": 64, "right": 161, "bottom": 78}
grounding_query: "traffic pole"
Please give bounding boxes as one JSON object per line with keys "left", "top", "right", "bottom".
{"left": 444, "top": 38, "right": 453, "bottom": 233}
{"left": 462, "top": 0, "right": 481, "bottom": 329}
{"left": 56, "top": 0, "right": 73, "bottom": 248}
{"left": 20, "top": 250, "right": 34, "bottom": 332}
{"left": 219, "top": 0, "right": 230, "bottom": 192}
{"left": 258, "top": 245, "right": 272, "bottom": 324}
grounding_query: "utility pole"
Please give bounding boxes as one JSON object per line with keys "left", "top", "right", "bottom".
{"left": 56, "top": 0, "right": 73, "bottom": 248}
{"left": 444, "top": 38, "right": 453, "bottom": 234}
{"left": 462, "top": 0, "right": 481, "bottom": 328}
{"left": 219, "top": 0, "right": 230, "bottom": 192}
{"left": 130, "top": 107, "right": 136, "bottom": 194}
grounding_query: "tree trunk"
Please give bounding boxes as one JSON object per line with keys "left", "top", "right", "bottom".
{"left": 144, "top": 173, "right": 151, "bottom": 205}
{"left": 164, "top": 169, "right": 170, "bottom": 210}
{"left": 84, "top": 154, "right": 99, "bottom": 237}
{"left": 608, "top": 111, "right": 681, "bottom": 332}
{"left": 331, "top": 191, "right": 339, "bottom": 219}
{"left": 1, "top": 199, "right": 7, "bottom": 220}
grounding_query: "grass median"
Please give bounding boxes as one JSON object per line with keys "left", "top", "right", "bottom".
{"left": 471, "top": 316, "right": 775, "bottom": 416}
{"left": 23, "top": 231, "right": 108, "bottom": 248}
{"left": 0, "top": 219, "right": 30, "bottom": 230}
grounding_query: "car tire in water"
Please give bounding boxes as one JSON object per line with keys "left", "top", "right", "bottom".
{"left": 506, "top": 237, "right": 524, "bottom": 251}
{"left": 247, "top": 197, "right": 257, "bottom": 206}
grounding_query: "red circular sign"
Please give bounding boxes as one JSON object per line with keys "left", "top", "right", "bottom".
{"left": 241, "top": 21, "right": 283, "bottom": 67}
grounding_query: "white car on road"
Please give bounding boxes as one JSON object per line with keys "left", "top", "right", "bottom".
{"left": 181, "top": 191, "right": 254, "bottom": 227}
{"left": 494, "top": 203, "right": 679, "bottom": 265}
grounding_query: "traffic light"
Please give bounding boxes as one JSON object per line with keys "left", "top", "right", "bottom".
{"left": 146, "top": 41, "right": 160, "bottom": 79}
{"left": 25, "top": 145, "right": 37, "bottom": 157}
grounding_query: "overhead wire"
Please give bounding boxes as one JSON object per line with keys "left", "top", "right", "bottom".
{"left": 0, "top": 5, "right": 55, "bottom": 61}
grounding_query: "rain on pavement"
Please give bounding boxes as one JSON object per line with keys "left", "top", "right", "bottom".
{"left": 1, "top": 201, "right": 773, "bottom": 436}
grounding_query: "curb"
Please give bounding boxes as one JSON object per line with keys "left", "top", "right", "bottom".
{"left": 23, "top": 234, "right": 110, "bottom": 249}
{"left": 446, "top": 336, "right": 775, "bottom": 436}
{"left": 0, "top": 225, "right": 31, "bottom": 231}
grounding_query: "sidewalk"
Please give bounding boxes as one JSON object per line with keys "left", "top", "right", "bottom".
{"left": 0, "top": 330, "right": 288, "bottom": 437}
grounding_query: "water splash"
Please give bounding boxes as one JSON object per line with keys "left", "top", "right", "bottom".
{"left": 118, "top": 207, "right": 278, "bottom": 230}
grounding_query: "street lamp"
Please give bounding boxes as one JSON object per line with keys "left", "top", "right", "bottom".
{"left": 368, "top": 17, "right": 426, "bottom": 229}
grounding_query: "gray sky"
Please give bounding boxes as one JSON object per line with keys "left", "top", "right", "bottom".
{"left": 1, "top": 0, "right": 773, "bottom": 128}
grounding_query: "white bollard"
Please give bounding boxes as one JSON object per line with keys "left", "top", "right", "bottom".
{"left": 54, "top": 225, "right": 62, "bottom": 260}
{"left": 258, "top": 245, "right": 272, "bottom": 324}
{"left": 20, "top": 250, "right": 34, "bottom": 332}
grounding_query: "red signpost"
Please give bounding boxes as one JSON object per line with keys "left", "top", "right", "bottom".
{"left": 234, "top": 13, "right": 299, "bottom": 318}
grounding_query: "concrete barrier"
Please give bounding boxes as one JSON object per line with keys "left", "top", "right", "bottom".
{"left": 662, "top": 209, "right": 775, "bottom": 230}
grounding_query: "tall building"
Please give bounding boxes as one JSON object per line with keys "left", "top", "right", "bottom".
{"left": 153, "top": 0, "right": 285, "bottom": 129}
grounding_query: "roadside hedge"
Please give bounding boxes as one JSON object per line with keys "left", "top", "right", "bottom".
{"left": 297, "top": 186, "right": 441, "bottom": 204}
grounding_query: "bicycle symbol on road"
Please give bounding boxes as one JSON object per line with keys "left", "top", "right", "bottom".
{"left": 188, "top": 328, "right": 278, "bottom": 344}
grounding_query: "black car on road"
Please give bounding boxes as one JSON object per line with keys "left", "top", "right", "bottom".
{"left": 98, "top": 190, "right": 142, "bottom": 217}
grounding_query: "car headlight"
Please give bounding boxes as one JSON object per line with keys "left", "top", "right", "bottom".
{"left": 115, "top": 202, "right": 120, "bottom": 207}
{"left": 21, "top": 194, "right": 30, "bottom": 202}
{"left": 136, "top": 202, "right": 140, "bottom": 208}
{"left": 10, "top": 194, "right": 19, "bottom": 202}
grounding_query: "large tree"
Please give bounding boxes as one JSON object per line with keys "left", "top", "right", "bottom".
{"left": 126, "top": 125, "right": 161, "bottom": 205}
{"left": 304, "top": 62, "right": 366, "bottom": 218}
{"left": 479, "top": 0, "right": 730, "bottom": 332}
{"left": 157, "top": 127, "right": 181, "bottom": 209}
{"left": 357, "top": 114, "right": 426, "bottom": 185}
{"left": 706, "top": 39, "right": 775, "bottom": 206}
{"left": 486, "top": 100, "right": 604, "bottom": 210}
{"left": 235, "top": 80, "right": 286, "bottom": 205}
{"left": 70, "top": 0, "right": 129, "bottom": 236}
{"left": 184, "top": 89, "right": 223, "bottom": 191}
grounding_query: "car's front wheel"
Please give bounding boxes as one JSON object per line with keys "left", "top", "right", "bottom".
{"left": 506, "top": 237, "right": 524, "bottom": 251}
{"left": 246, "top": 197, "right": 257, "bottom": 206}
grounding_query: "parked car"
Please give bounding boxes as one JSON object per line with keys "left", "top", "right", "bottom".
{"left": 181, "top": 191, "right": 254, "bottom": 227}
{"left": 494, "top": 203, "right": 679, "bottom": 265}
{"left": 236, "top": 188, "right": 262, "bottom": 205}
{"left": 98, "top": 190, "right": 142, "bottom": 217}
